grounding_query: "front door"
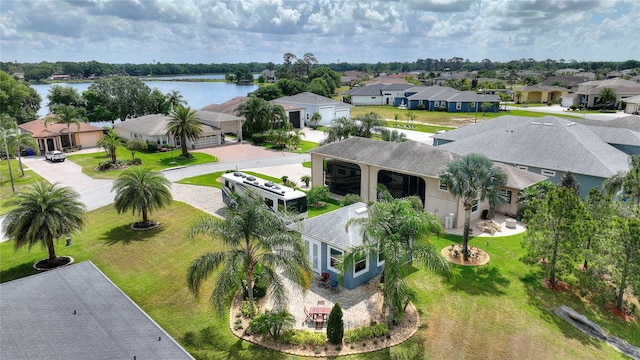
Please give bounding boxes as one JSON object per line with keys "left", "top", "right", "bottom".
{"left": 305, "top": 239, "right": 321, "bottom": 274}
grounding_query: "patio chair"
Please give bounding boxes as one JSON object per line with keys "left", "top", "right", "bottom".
{"left": 303, "top": 306, "right": 313, "bottom": 325}
{"left": 318, "top": 272, "right": 330, "bottom": 287}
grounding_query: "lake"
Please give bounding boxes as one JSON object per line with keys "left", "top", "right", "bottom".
{"left": 32, "top": 79, "right": 258, "bottom": 117}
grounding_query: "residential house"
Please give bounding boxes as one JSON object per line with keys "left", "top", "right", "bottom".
{"left": 517, "top": 84, "right": 569, "bottom": 104}
{"left": 402, "top": 85, "right": 500, "bottom": 112}
{"left": 114, "top": 110, "right": 242, "bottom": 148}
{"left": 621, "top": 95, "right": 640, "bottom": 114}
{"left": 0, "top": 261, "right": 193, "bottom": 360}
{"left": 294, "top": 202, "right": 383, "bottom": 289}
{"left": 432, "top": 116, "right": 638, "bottom": 197}
{"left": 272, "top": 92, "right": 352, "bottom": 127}
{"left": 576, "top": 78, "right": 640, "bottom": 109}
{"left": 342, "top": 83, "right": 387, "bottom": 106}
{"left": 201, "top": 97, "right": 247, "bottom": 140}
{"left": 19, "top": 116, "right": 104, "bottom": 152}
{"left": 541, "top": 76, "right": 588, "bottom": 92}
{"left": 309, "top": 137, "right": 546, "bottom": 229}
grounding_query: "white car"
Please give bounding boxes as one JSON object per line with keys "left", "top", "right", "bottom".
{"left": 45, "top": 150, "right": 66, "bottom": 162}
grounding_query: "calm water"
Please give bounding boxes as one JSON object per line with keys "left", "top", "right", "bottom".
{"left": 32, "top": 80, "right": 258, "bottom": 117}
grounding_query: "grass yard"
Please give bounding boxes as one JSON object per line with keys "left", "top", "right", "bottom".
{"left": 0, "top": 159, "right": 46, "bottom": 214}
{"left": 66, "top": 148, "right": 218, "bottom": 179}
{"left": 1, "top": 201, "right": 637, "bottom": 359}
{"left": 177, "top": 170, "right": 282, "bottom": 188}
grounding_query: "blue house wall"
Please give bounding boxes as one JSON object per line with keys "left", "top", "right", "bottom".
{"left": 319, "top": 243, "right": 383, "bottom": 290}
{"left": 610, "top": 143, "right": 640, "bottom": 155}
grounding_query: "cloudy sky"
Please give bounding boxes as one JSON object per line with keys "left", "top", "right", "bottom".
{"left": 1, "top": 0, "right": 639, "bottom": 65}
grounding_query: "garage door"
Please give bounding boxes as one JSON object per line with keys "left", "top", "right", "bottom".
{"left": 289, "top": 111, "right": 301, "bottom": 129}
{"left": 318, "top": 106, "right": 334, "bottom": 126}
{"left": 193, "top": 135, "right": 220, "bottom": 148}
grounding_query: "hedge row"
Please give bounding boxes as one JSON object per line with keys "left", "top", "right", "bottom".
{"left": 343, "top": 323, "right": 390, "bottom": 343}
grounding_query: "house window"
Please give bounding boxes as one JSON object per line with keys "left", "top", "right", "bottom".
{"left": 156, "top": 139, "right": 161, "bottom": 145}
{"left": 328, "top": 247, "right": 342, "bottom": 272}
{"left": 377, "top": 244, "right": 385, "bottom": 267}
{"left": 471, "top": 199, "right": 479, "bottom": 213}
{"left": 471, "top": 102, "right": 476, "bottom": 108}
{"left": 500, "top": 189, "right": 512, "bottom": 204}
{"left": 354, "top": 251, "right": 368, "bottom": 277}
{"left": 439, "top": 179, "right": 448, "bottom": 191}
{"left": 541, "top": 169, "right": 556, "bottom": 177}
{"left": 456, "top": 102, "right": 461, "bottom": 110}
{"left": 434, "top": 101, "right": 439, "bottom": 107}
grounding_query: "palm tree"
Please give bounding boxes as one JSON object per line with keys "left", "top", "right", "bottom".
{"left": 380, "top": 129, "right": 407, "bottom": 142}
{"left": 264, "top": 103, "right": 287, "bottom": 130}
{"left": 236, "top": 96, "right": 268, "bottom": 138}
{"left": 603, "top": 155, "right": 640, "bottom": 205}
{"left": 111, "top": 166, "right": 173, "bottom": 229}
{"left": 97, "top": 128, "right": 126, "bottom": 163}
{"left": 439, "top": 154, "right": 507, "bottom": 260}
{"left": 343, "top": 194, "right": 450, "bottom": 323}
{"left": 187, "top": 189, "right": 311, "bottom": 317}
{"left": 4, "top": 181, "right": 86, "bottom": 266}
{"left": 322, "top": 116, "right": 356, "bottom": 144}
{"left": 597, "top": 87, "right": 617, "bottom": 110}
{"left": 310, "top": 112, "right": 322, "bottom": 129}
{"left": 165, "top": 90, "right": 186, "bottom": 111}
{"left": 0, "top": 114, "right": 38, "bottom": 176}
{"left": 46, "top": 104, "right": 85, "bottom": 148}
{"left": 166, "top": 105, "right": 202, "bottom": 159}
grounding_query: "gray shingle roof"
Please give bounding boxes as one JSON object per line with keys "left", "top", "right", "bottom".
{"left": 274, "top": 92, "right": 351, "bottom": 109}
{"left": 434, "top": 116, "right": 631, "bottom": 178}
{"left": 586, "top": 126, "right": 640, "bottom": 146}
{"left": 577, "top": 115, "right": 640, "bottom": 132}
{"left": 310, "top": 137, "right": 461, "bottom": 178}
{"left": 343, "top": 83, "right": 385, "bottom": 96}
{"left": 294, "top": 202, "right": 368, "bottom": 250}
{"left": 114, "top": 114, "right": 169, "bottom": 136}
{"left": 0, "top": 261, "right": 193, "bottom": 360}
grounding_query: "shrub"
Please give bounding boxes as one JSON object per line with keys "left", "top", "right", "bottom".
{"left": 343, "top": 323, "right": 390, "bottom": 343}
{"left": 183, "top": 331, "right": 197, "bottom": 347}
{"left": 307, "top": 185, "right": 331, "bottom": 205}
{"left": 281, "top": 330, "right": 327, "bottom": 345}
{"left": 300, "top": 174, "right": 311, "bottom": 187}
{"left": 326, "top": 303, "right": 344, "bottom": 345}
{"left": 252, "top": 133, "right": 266, "bottom": 144}
{"left": 146, "top": 140, "right": 158, "bottom": 152}
{"left": 340, "top": 193, "right": 363, "bottom": 206}
{"left": 240, "top": 301, "right": 255, "bottom": 318}
{"left": 249, "top": 311, "right": 295, "bottom": 340}
{"left": 127, "top": 158, "right": 142, "bottom": 165}
{"left": 97, "top": 160, "right": 113, "bottom": 170}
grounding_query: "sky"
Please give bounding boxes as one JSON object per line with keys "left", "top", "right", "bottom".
{"left": 1, "top": 0, "right": 639, "bottom": 65}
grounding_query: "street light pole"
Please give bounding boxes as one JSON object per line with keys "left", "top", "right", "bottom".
{"left": 475, "top": 90, "right": 480, "bottom": 123}
{"left": 2, "top": 131, "right": 16, "bottom": 192}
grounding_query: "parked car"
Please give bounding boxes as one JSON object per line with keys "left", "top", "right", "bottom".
{"left": 45, "top": 150, "right": 66, "bottom": 162}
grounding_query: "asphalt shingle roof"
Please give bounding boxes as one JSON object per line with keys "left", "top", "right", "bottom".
{"left": 274, "top": 92, "right": 351, "bottom": 109}
{"left": 0, "top": 261, "right": 193, "bottom": 360}
{"left": 294, "top": 202, "right": 368, "bottom": 250}
{"left": 434, "top": 116, "right": 631, "bottom": 178}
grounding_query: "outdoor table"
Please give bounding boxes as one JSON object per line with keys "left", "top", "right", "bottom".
{"left": 309, "top": 306, "right": 330, "bottom": 329}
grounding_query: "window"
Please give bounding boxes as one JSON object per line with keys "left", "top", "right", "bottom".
{"left": 156, "top": 139, "right": 161, "bottom": 145}
{"left": 471, "top": 198, "right": 479, "bottom": 213}
{"left": 377, "top": 244, "right": 385, "bottom": 267}
{"left": 541, "top": 169, "right": 556, "bottom": 177}
{"left": 264, "top": 198, "right": 274, "bottom": 208}
{"left": 277, "top": 199, "right": 285, "bottom": 212}
{"left": 471, "top": 102, "right": 476, "bottom": 108}
{"left": 328, "top": 247, "right": 342, "bottom": 272}
{"left": 354, "top": 251, "right": 368, "bottom": 277}
{"left": 438, "top": 179, "right": 448, "bottom": 191}
{"left": 456, "top": 102, "right": 461, "bottom": 110}
{"left": 500, "top": 189, "right": 512, "bottom": 204}
{"left": 434, "top": 101, "right": 439, "bottom": 107}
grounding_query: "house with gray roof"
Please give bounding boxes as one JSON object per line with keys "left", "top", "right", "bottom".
{"left": 292, "top": 202, "right": 382, "bottom": 289}
{"left": 309, "top": 137, "right": 546, "bottom": 229}
{"left": 577, "top": 115, "right": 640, "bottom": 133}
{"left": 577, "top": 78, "right": 640, "bottom": 109}
{"left": 622, "top": 94, "right": 640, "bottom": 115}
{"left": 272, "top": 92, "right": 352, "bottom": 127}
{"left": 395, "top": 85, "right": 500, "bottom": 113}
{"left": 518, "top": 84, "right": 569, "bottom": 104}
{"left": 114, "top": 109, "right": 243, "bottom": 148}
{"left": 0, "top": 261, "right": 193, "bottom": 360}
{"left": 432, "top": 116, "right": 636, "bottom": 196}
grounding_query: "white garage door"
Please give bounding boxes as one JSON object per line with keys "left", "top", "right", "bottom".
{"left": 193, "top": 135, "right": 220, "bottom": 148}
{"left": 319, "top": 106, "right": 334, "bottom": 126}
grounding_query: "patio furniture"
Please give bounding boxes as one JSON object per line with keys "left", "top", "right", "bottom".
{"left": 309, "top": 306, "right": 330, "bottom": 329}
{"left": 303, "top": 306, "right": 313, "bottom": 325}
{"left": 505, "top": 218, "right": 517, "bottom": 229}
{"left": 318, "top": 272, "right": 330, "bottom": 287}
{"left": 330, "top": 280, "right": 340, "bottom": 292}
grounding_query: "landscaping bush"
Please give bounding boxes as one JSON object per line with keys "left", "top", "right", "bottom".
{"left": 146, "top": 140, "right": 158, "bottom": 152}
{"left": 252, "top": 133, "right": 266, "bottom": 144}
{"left": 281, "top": 330, "right": 327, "bottom": 346}
{"left": 97, "top": 160, "right": 113, "bottom": 170}
{"left": 249, "top": 310, "right": 295, "bottom": 340}
{"left": 307, "top": 185, "right": 330, "bottom": 205}
{"left": 300, "top": 174, "right": 311, "bottom": 187}
{"left": 343, "top": 323, "right": 390, "bottom": 343}
{"left": 240, "top": 301, "right": 255, "bottom": 318}
{"left": 326, "top": 303, "right": 344, "bottom": 345}
{"left": 340, "top": 193, "right": 363, "bottom": 206}
{"left": 127, "top": 158, "right": 142, "bottom": 166}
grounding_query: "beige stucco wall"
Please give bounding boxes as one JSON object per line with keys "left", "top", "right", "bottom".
{"left": 75, "top": 131, "right": 103, "bottom": 148}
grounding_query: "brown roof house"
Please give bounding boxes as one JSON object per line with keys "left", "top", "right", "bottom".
{"left": 577, "top": 78, "right": 640, "bottom": 109}
{"left": 19, "top": 115, "right": 104, "bottom": 152}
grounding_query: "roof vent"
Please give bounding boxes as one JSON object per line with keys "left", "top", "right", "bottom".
{"left": 246, "top": 176, "right": 256, "bottom": 181}
{"left": 543, "top": 123, "right": 553, "bottom": 126}
{"left": 355, "top": 207, "right": 368, "bottom": 214}
{"left": 530, "top": 122, "right": 540, "bottom": 125}
{"left": 264, "top": 182, "right": 274, "bottom": 187}
{"left": 233, "top": 172, "right": 244, "bottom": 177}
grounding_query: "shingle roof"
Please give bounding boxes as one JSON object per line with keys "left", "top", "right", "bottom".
{"left": 577, "top": 115, "right": 640, "bottom": 132}
{"left": 343, "top": 83, "right": 385, "bottom": 96}
{"left": 274, "top": 92, "right": 351, "bottom": 108}
{"left": 586, "top": 126, "right": 640, "bottom": 146}
{"left": 114, "top": 114, "right": 169, "bottom": 136}
{"left": 434, "top": 116, "right": 631, "bottom": 178}
{"left": 406, "top": 86, "right": 500, "bottom": 102}
{"left": 19, "top": 116, "right": 103, "bottom": 138}
{"left": 520, "top": 84, "right": 568, "bottom": 92}
{"left": 294, "top": 202, "right": 368, "bottom": 249}
{"left": 310, "top": 137, "right": 461, "bottom": 178}
{"left": 200, "top": 96, "right": 247, "bottom": 114}
{"left": 0, "top": 261, "right": 193, "bottom": 360}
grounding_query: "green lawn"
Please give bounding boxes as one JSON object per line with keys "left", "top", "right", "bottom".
{"left": 177, "top": 170, "right": 282, "bottom": 189}
{"left": 66, "top": 148, "right": 218, "bottom": 179}
{"left": 1, "top": 202, "right": 636, "bottom": 359}
{"left": 0, "top": 159, "right": 46, "bottom": 215}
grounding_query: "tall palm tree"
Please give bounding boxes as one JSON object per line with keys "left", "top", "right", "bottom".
{"left": 165, "top": 90, "right": 186, "bottom": 111}
{"left": 264, "top": 103, "right": 287, "bottom": 130}
{"left": 597, "top": 87, "right": 617, "bottom": 110}
{"left": 46, "top": 104, "right": 85, "bottom": 148}
{"left": 236, "top": 96, "right": 268, "bottom": 138}
{"left": 166, "top": 105, "right": 202, "bottom": 159}
{"left": 380, "top": 129, "right": 407, "bottom": 143}
{"left": 187, "top": 189, "right": 311, "bottom": 317}
{"left": 0, "top": 114, "right": 38, "bottom": 176}
{"left": 343, "top": 193, "right": 450, "bottom": 323}
{"left": 97, "top": 128, "right": 126, "bottom": 163}
{"left": 4, "top": 181, "right": 86, "bottom": 266}
{"left": 603, "top": 155, "right": 640, "bottom": 205}
{"left": 111, "top": 166, "right": 173, "bottom": 229}
{"left": 439, "top": 154, "right": 507, "bottom": 260}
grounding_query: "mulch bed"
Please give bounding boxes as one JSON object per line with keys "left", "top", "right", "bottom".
{"left": 542, "top": 279, "right": 570, "bottom": 292}
{"left": 33, "top": 256, "right": 74, "bottom": 271}
{"left": 606, "top": 303, "right": 636, "bottom": 322}
{"left": 441, "top": 244, "right": 490, "bottom": 266}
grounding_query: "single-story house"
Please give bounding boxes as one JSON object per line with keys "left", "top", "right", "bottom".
{"left": 542, "top": 76, "right": 588, "bottom": 92}
{"left": 0, "top": 261, "right": 193, "bottom": 360}
{"left": 432, "top": 116, "right": 638, "bottom": 197}
{"left": 114, "top": 110, "right": 242, "bottom": 148}
{"left": 394, "top": 85, "right": 500, "bottom": 112}
{"left": 622, "top": 94, "right": 640, "bottom": 114}
{"left": 517, "top": 84, "right": 569, "bottom": 104}
{"left": 342, "top": 83, "right": 387, "bottom": 106}
{"left": 576, "top": 78, "right": 640, "bottom": 109}
{"left": 19, "top": 116, "right": 104, "bottom": 152}
{"left": 309, "top": 137, "right": 546, "bottom": 229}
{"left": 293, "top": 202, "right": 383, "bottom": 289}
{"left": 272, "top": 92, "right": 352, "bottom": 127}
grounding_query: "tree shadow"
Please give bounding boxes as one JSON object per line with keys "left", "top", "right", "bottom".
{"left": 0, "top": 262, "right": 38, "bottom": 283}
{"left": 520, "top": 271, "right": 603, "bottom": 349}
{"left": 441, "top": 265, "right": 511, "bottom": 296}
{"left": 101, "top": 223, "right": 165, "bottom": 245}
